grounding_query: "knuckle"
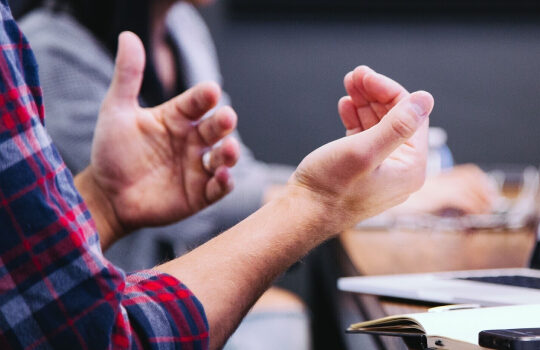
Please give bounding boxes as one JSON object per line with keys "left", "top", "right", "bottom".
{"left": 117, "top": 65, "right": 142, "bottom": 81}
{"left": 191, "top": 93, "right": 205, "bottom": 113}
{"left": 390, "top": 113, "right": 417, "bottom": 139}
{"left": 200, "top": 119, "right": 219, "bottom": 145}
{"left": 209, "top": 118, "right": 220, "bottom": 139}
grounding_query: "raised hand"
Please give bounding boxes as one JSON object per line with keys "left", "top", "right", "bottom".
{"left": 154, "top": 69, "right": 433, "bottom": 349}
{"left": 290, "top": 69, "right": 433, "bottom": 232}
{"left": 80, "top": 32, "right": 240, "bottom": 245}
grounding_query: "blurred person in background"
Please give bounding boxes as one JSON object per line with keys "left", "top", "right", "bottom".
{"left": 0, "top": 3, "right": 437, "bottom": 346}
{"left": 19, "top": 0, "right": 494, "bottom": 348}
{"left": 21, "top": 0, "right": 295, "bottom": 277}
{"left": 20, "top": 1, "right": 309, "bottom": 349}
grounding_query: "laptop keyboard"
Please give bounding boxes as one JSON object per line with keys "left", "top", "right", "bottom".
{"left": 459, "top": 275, "right": 540, "bottom": 290}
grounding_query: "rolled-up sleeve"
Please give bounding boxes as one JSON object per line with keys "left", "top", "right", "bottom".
{"left": 120, "top": 271, "right": 208, "bottom": 349}
{"left": 0, "top": 3, "right": 208, "bottom": 349}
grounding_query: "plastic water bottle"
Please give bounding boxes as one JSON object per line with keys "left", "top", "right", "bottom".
{"left": 427, "top": 127, "right": 454, "bottom": 176}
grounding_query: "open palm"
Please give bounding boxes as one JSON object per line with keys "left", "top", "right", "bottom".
{"left": 90, "top": 32, "right": 239, "bottom": 232}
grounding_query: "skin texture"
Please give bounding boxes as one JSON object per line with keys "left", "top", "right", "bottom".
{"left": 157, "top": 63, "right": 433, "bottom": 349}
{"left": 76, "top": 33, "right": 240, "bottom": 250}
{"left": 339, "top": 68, "right": 495, "bottom": 216}
{"left": 78, "top": 33, "right": 434, "bottom": 349}
{"left": 149, "top": 0, "right": 309, "bottom": 318}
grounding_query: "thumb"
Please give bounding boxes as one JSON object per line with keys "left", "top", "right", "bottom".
{"left": 105, "top": 32, "right": 146, "bottom": 106}
{"left": 358, "top": 91, "right": 434, "bottom": 167}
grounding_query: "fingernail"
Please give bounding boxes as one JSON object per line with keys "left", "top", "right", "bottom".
{"left": 410, "top": 95, "right": 431, "bottom": 118}
{"left": 411, "top": 102, "right": 428, "bottom": 118}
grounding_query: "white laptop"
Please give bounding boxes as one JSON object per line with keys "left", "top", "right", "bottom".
{"left": 338, "top": 231, "right": 540, "bottom": 306}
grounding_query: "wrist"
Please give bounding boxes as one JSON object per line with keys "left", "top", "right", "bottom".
{"left": 74, "top": 167, "right": 127, "bottom": 250}
{"left": 279, "top": 183, "right": 351, "bottom": 240}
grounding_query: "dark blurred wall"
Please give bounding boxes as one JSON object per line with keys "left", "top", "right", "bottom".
{"left": 8, "top": 0, "right": 25, "bottom": 16}
{"left": 8, "top": 0, "right": 39, "bottom": 18}
{"left": 200, "top": 3, "right": 540, "bottom": 167}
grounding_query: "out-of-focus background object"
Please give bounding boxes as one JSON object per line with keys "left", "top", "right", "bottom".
{"left": 10, "top": 1, "right": 540, "bottom": 349}
{"left": 11, "top": 0, "right": 540, "bottom": 168}
{"left": 427, "top": 127, "right": 453, "bottom": 175}
{"left": 229, "top": 0, "right": 540, "bottom": 12}
{"left": 339, "top": 165, "right": 540, "bottom": 349}
{"left": 349, "top": 164, "right": 540, "bottom": 272}
{"left": 196, "top": 1, "right": 540, "bottom": 167}
{"left": 360, "top": 165, "right": 539, "bottom": 229}
{"left": 10, "top": 0, "right": 39, "bottom": 18}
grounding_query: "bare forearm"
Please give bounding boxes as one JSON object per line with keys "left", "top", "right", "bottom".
{"left": 74, "top": 167, "right": 125, "bottom": 251}
{"left": 155, "top": 187, "right": 335, "bottom": 349}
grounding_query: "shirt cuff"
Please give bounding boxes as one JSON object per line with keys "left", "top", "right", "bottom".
{"left": 122, "top": 270, "right": 209, "bottom": 349}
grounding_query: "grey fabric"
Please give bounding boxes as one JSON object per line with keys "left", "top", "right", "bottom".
{"left": 20, "top": 3, "right": 294, "bottom": 271}
{"left": 224, "top": 310, "right": 311, "bottom": 350}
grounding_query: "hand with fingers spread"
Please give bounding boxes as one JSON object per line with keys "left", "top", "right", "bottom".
{"left": 288, "top": 66, "right": 434, "bottom": 231}
{"left": 75, "top": 32, "right": 240, "bottom": 248}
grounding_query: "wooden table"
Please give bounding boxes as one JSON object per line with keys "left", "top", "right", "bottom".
{"left": 339, "top": 225, "right": 537, "bottom": 349}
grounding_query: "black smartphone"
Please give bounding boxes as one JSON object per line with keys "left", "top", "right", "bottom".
{"left": 479, "top": 328, "right": 540, "bottom": 350}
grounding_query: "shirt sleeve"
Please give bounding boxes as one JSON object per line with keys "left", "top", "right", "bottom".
{"left": 0, "top": 3, "right": 208, "bottom": 349}
{"left": 119, "top": 271, "right": 209, "bottom": 349}
{"left": 20, "top": 9, "right": 295, "bottom": 266}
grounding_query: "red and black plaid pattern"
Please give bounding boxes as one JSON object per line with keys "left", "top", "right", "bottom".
{"left": 0, "top": 2, "right": 208, "bottom": 349}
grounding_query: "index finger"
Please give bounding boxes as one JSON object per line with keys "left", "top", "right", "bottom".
{"left": 345, "top": 66, "right": 409, "bottom": 110}
{"left": 158, "top": 82, "right": 221, "bottom": 123}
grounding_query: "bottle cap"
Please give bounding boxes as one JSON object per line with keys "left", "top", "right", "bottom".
{"left": 429, "top": 127, "right": 448, "bottom": 148}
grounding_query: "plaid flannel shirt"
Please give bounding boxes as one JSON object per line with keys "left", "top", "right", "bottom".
{"left": 0, "top": 2, "right": 209, "bottom": 349}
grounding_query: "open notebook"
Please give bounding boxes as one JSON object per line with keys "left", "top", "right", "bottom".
{"left": 347, "top": 304, "right": 540, "bottom": 350}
